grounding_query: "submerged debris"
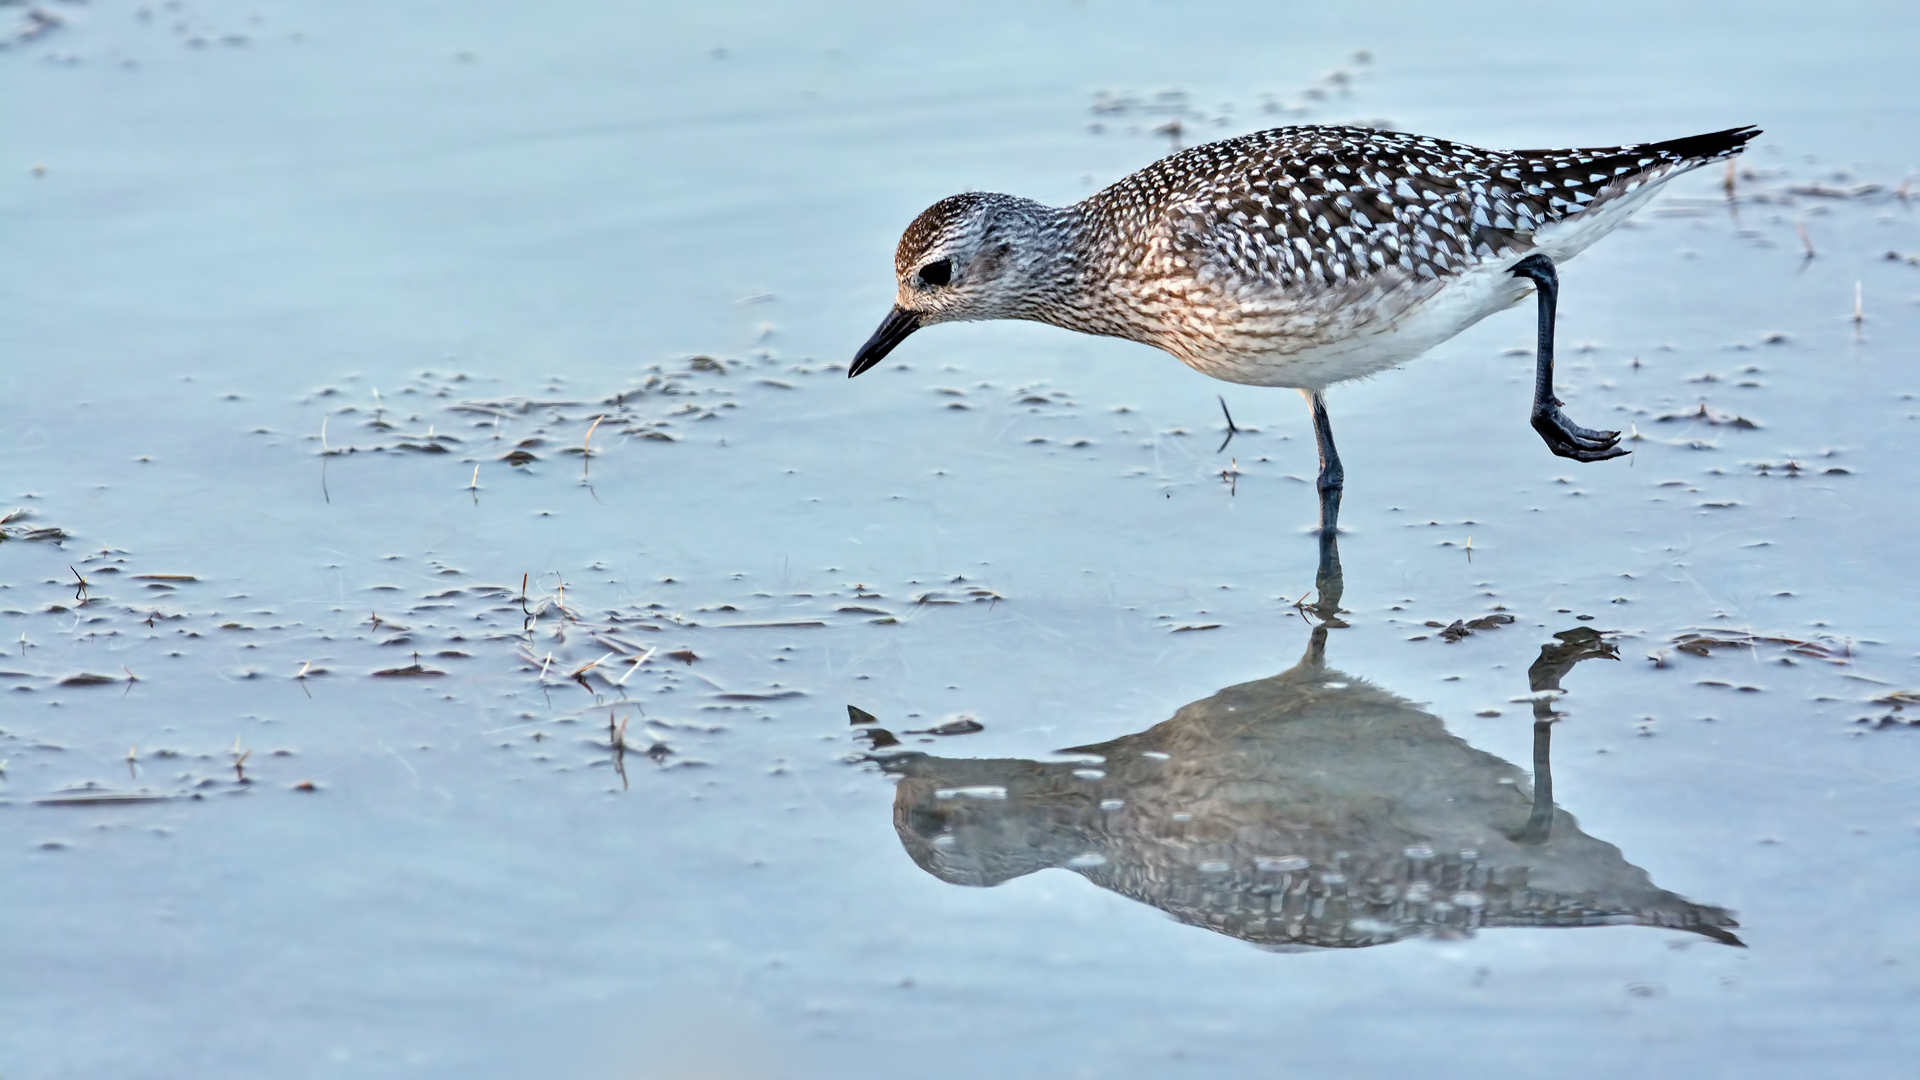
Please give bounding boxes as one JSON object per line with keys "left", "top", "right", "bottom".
{"left": 903, "top": 717, "right": 985, "bottom": 736}
{"left": 1746, "top": 458, "right": 1850, "bottom": 477}
{"left": 1857, "top": 690, "right": 1920, "bottom": 729}
{"left": 1649, "top": 628, "right": 1854, "bottom": 672}
{"left": 35, "top": 790, "right": 177, "bottom": 807}
{"left": 371, "top": 663, "right": 445, "bottom": 678}
{"left": 1670, "top": 630, "right": 1846, "bottom": 661}
{"left": 3, "top": 6, "right": 63, "bottom": 47}
{"left": 0, "top": 508, "right": 68, "bottom": 544}
{"left": 1420, "top": 613, "right": 1516, "bottom": 643}
{"left": 714, "top": 688, "right": 805, "bottom": 701}
{"left": 1655, "top": 402, "right": 1760, "bottom": 429}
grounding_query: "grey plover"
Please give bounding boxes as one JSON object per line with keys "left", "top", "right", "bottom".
{"left": 851, "top": 124, "right": 1759, "bottom": 533}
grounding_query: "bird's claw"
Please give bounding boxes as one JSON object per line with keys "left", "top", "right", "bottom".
{"left": 1532, "top": 406, "right": 1629, "bottom": 462}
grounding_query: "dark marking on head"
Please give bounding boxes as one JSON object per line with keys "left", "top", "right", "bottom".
{"left": 896, "top": 192, "right": 999, "bottom": 277}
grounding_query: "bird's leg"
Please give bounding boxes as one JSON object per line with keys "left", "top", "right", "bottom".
{"left": 1311, "top": 526, "right": 1345, "bottom": 624}
{"left": 1509, "top": 254, "right": 1628, "bottom": 462}
{"left": 1305, "top": 390, "right": 1343, "bottom": 534}
{"left": 1300, "top": 389, "right": 1347, "bottom": 622}
{"left": 1512, "top": 702, "right": 1558, "bottom": 845}
{"left": 1269, "top": 392, "right": 1350, "bottom": 620}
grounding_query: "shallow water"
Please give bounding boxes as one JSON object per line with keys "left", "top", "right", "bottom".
{"left": 4, "top": 1, "right": 1920, "bottom": 1077}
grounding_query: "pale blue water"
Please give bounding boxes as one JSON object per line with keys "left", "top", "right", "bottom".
{"left": 4, "top": 1, "right": 1919, "bottom": 1077}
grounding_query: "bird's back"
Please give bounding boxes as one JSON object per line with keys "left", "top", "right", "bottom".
{"left": 1066, "top": 125, "right": 1757, "bottom": 386}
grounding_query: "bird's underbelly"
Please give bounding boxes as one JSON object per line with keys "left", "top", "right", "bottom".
{"left": 1152, "top": 182, "right": 1668, "bottom": 390}
{"left": 1175, "top": 261, "right": 1536, "bottom": 390}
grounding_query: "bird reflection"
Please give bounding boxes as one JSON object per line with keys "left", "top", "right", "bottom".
{"left": 865, "top": 547, "right": 1739, "bottom": 950}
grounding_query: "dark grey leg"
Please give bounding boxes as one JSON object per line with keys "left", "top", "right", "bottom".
{"left": 1509, "top": 254, "right": 1628, "bottom": 462}
{"left": 1512, "top": 706, "right": 1557, "bottom": 845}
{"left": 1306, "top": 390, "right": 1343, "bottom": 533}
{"left": 1311, "top": 526, "right": 1345, "bottom": 622}
{"left": 1299, "top": 390, "right": 1347, "bottom": 621}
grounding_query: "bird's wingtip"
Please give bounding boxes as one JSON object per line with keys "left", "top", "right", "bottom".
{"left": 1659, "top": 124, "right": 1764, "bottom": 162}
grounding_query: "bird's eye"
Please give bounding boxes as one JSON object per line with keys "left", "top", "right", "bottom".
{"left": 918, "top": 259, "right": 952, "bottom": 287}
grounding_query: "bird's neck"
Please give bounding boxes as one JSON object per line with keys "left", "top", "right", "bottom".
{"left": 1004, "top": 204, "right": 1159, "bottom": 344}
{"left": 970, "top": 200, "right": 1080, "bottom": 323}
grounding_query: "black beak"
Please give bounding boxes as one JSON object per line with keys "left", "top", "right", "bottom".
{"left": 849, "top": 307, "right": 920, "bottom": 377}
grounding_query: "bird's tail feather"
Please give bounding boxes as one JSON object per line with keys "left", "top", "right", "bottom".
{"left": 1636, "top": 124, "right": 1762, "bottom": 165}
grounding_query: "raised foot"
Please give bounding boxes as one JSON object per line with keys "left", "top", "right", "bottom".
{"left": 1531, "top": 404, "right": 1629, "bottom": 462}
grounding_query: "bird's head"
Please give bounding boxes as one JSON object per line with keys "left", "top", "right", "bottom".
{"left": 849, "top": 192, "right": 1055, "bottom": 376}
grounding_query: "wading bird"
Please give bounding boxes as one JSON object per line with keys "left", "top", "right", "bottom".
{"left": 850, "top": 125, "right": 1758, "bottom": 535}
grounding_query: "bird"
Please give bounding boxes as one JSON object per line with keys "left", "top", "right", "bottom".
{"left": 849, "top": 124, "right": 1760, "bottom": 535}
{"left": 869, "top": 622, "right": 1741, "bottom": 950}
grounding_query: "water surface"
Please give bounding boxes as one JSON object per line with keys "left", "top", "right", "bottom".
{"left": 4, "top": 1, "right": 1919, "bottom": 1076}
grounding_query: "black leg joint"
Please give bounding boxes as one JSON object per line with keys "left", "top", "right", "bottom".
{"left": 1510, "top": 252, "right": 1628, "bottom": 463}
{"left": 1510, "top": 252, "right": 1557, "bottom": 292}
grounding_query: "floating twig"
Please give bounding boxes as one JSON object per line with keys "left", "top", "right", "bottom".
{"left": 570, "top": 651, "right": 616, "bottom": 687}
{"left": 614, "top": 647, "right": 657, "bottom": 686}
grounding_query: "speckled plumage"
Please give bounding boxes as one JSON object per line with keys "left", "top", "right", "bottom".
{"left": 853, "top": 123, "right": 1759, "bottom": 532}
{"left": 872, "top": 124, "right": 1758, "bottom": 389}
